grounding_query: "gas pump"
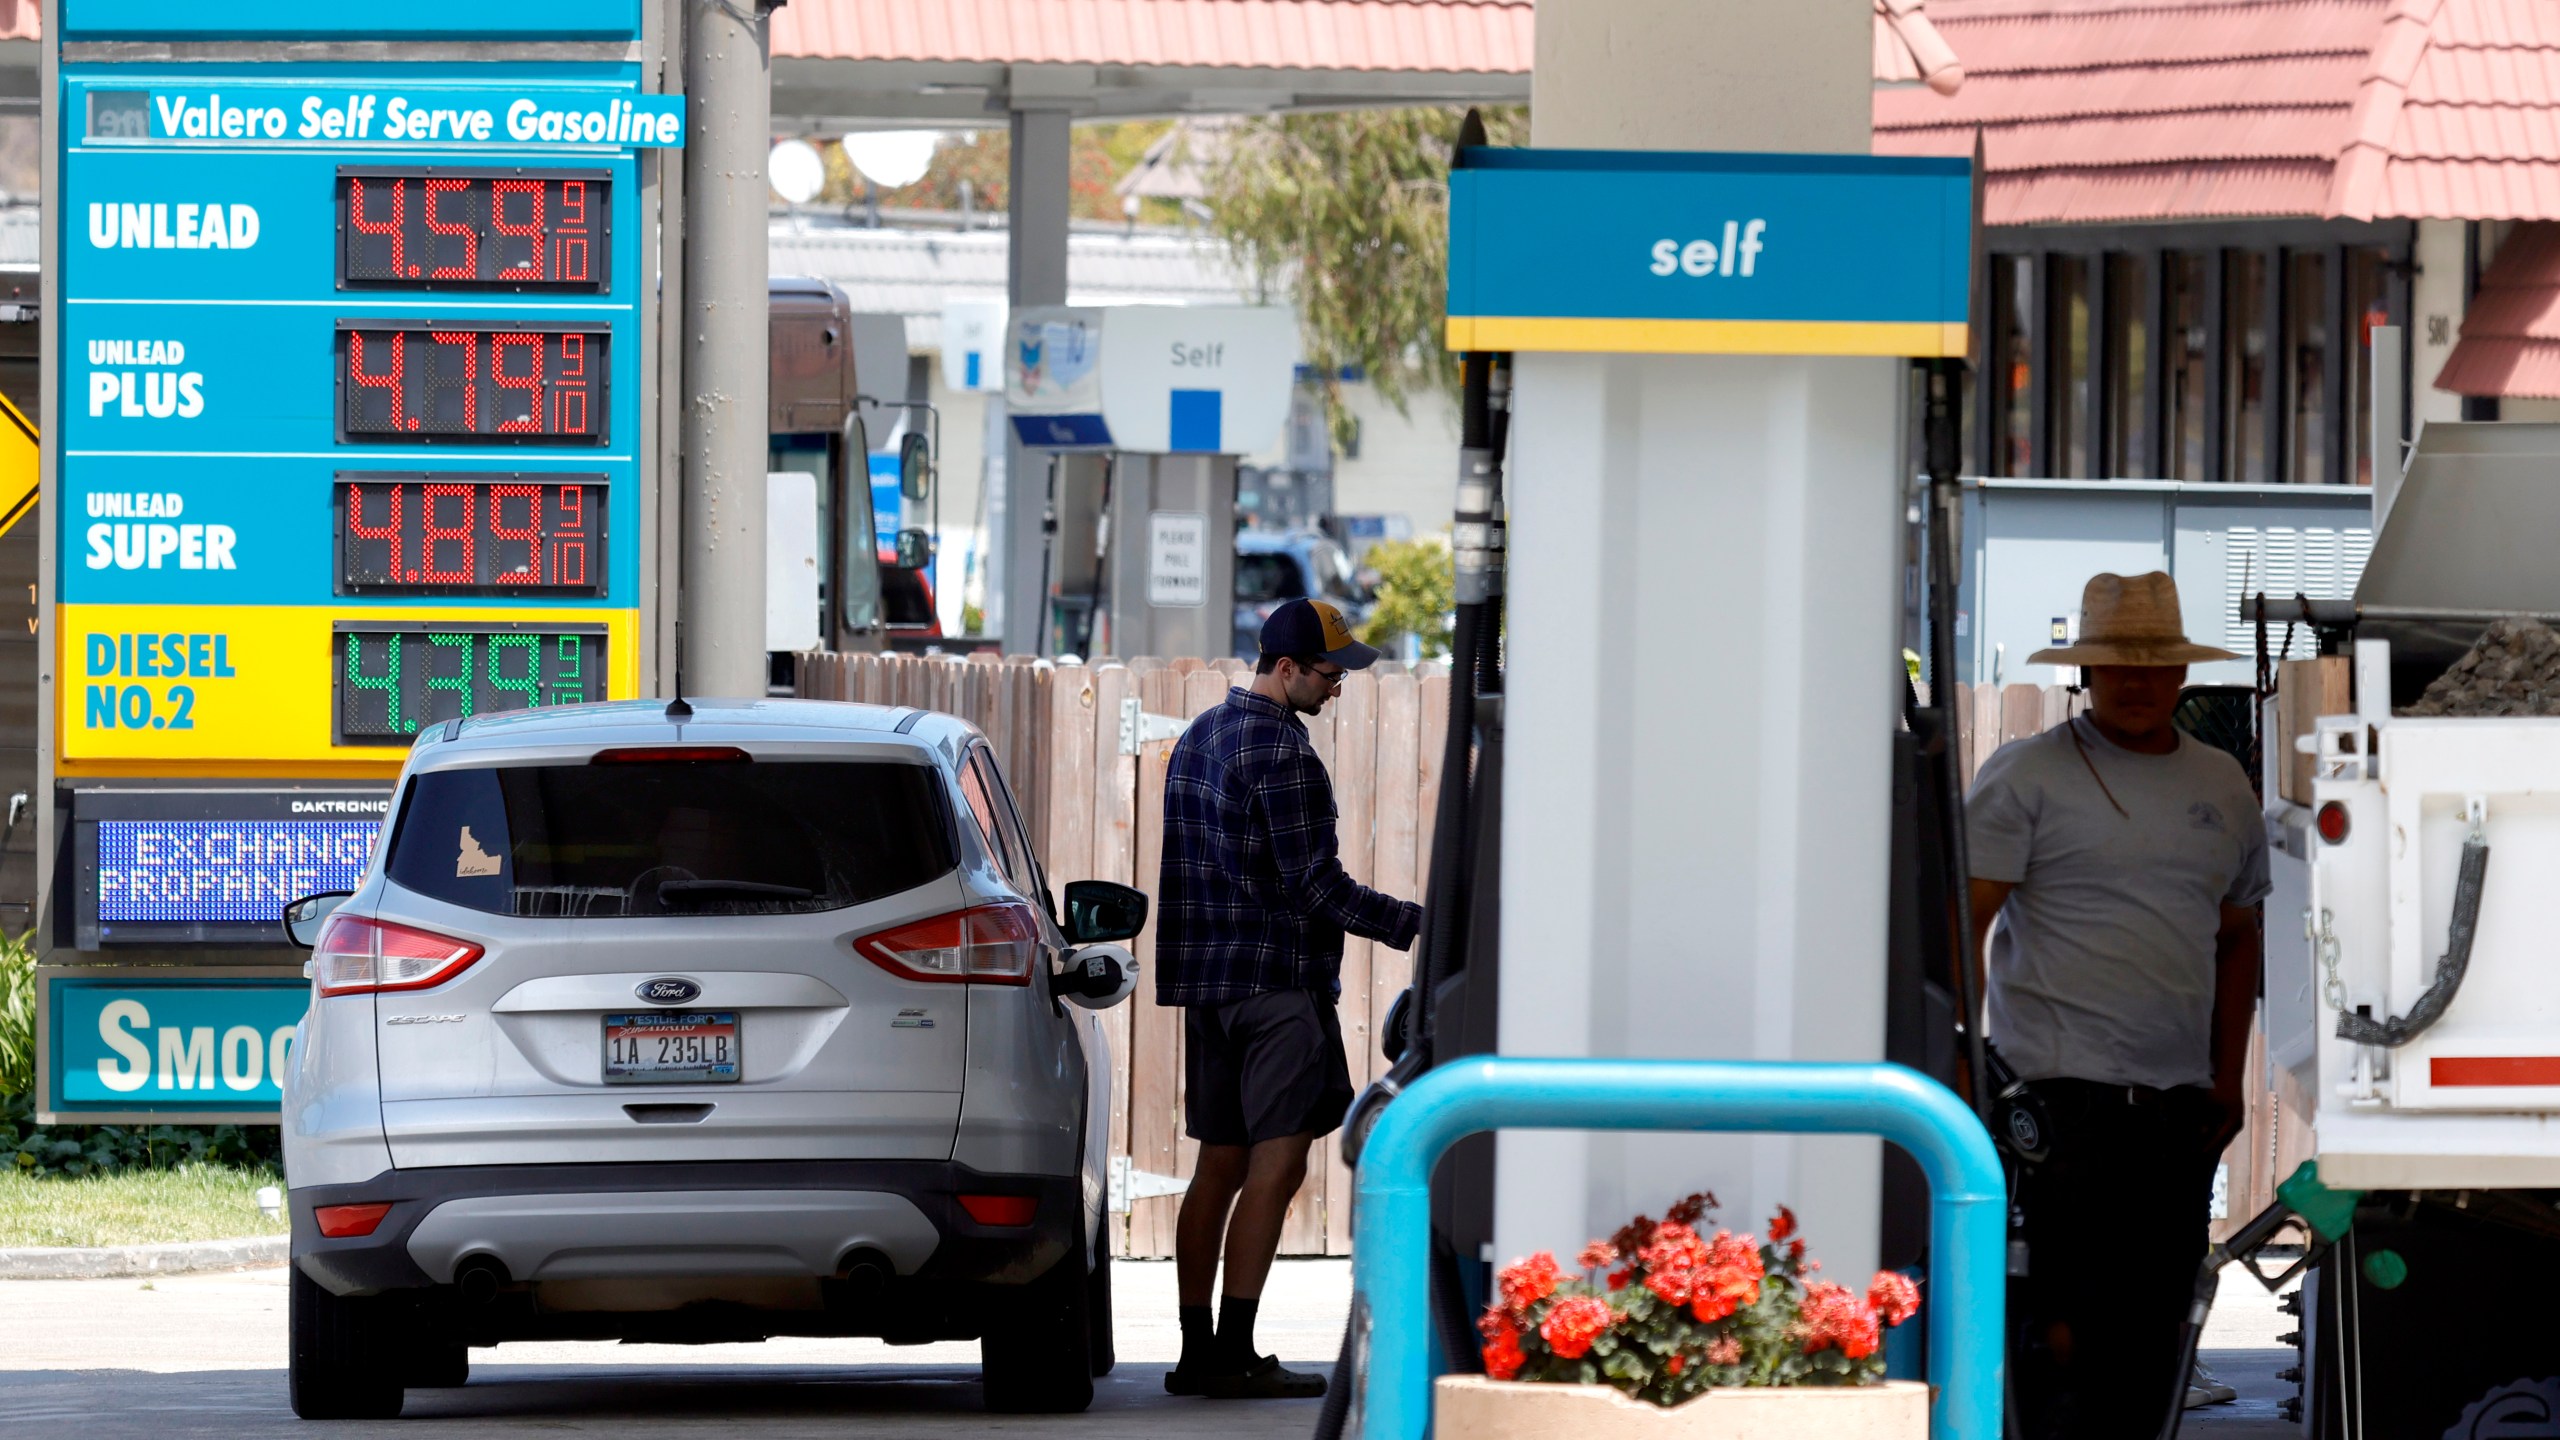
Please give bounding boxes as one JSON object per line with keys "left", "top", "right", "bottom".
{"left": 1002, "top": 305, "right": 1297, "bottom": 657}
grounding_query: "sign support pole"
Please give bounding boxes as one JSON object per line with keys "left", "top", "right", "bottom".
{"left": 678, "top": 0, "right": 772, "bottom": 697}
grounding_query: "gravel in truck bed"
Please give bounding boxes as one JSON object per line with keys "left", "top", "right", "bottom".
{"left": 2402, "top": 616, "right": 2560, "bottom": 716}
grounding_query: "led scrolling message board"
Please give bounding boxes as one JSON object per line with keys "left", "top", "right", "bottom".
{"left": 337, "top": 322, "right": 607, "bottom": 442}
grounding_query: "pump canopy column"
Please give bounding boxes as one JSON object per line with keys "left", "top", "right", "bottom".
{"left": 1494, "top": 0, "right": 1906, "bottom": 1281}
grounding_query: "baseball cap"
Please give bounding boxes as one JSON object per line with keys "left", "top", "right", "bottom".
{"left": 1258, "top": 598, "right": 1380, "bottom": 671}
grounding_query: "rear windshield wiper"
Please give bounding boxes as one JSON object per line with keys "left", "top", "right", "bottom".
{"left": 655, "top": 879, "right": 818, "bottom": 904}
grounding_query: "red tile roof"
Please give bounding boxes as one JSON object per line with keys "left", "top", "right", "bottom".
{"left": 772, "top": 0, "right": 1535, "bottom": 74}
{"left": 1875, "top": 0, "right": 2560, "bottom": 225}
{"left": 0, "top": 0, "right": 36, "bottom": 42}
{"left": 2435, "top": 220, "right": 2560, "bottom": 394}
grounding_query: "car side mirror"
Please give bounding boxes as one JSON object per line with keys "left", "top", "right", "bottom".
{"left": 1058, "top": 943, "right": 1138, "bottom": 1010}
{"left": 899, "top": 431, "right": 932, "bottom": 502}
{"left": 894, "top": 527, "right": 934, "bottom": 570}
{"left": 1063, "top": 879, "right": 1148, "bottom": 945}
{"left": 282, "top": 891, "right": 352, "bottom": 949}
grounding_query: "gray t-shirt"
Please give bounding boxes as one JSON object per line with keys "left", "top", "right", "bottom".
{"left": 1967, "top": 717, "right": 2271, "bottom": 1090}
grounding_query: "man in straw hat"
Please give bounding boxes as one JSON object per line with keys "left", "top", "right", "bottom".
{"left": 1965, "top": 572, "right": 2269, "bottom": 1440}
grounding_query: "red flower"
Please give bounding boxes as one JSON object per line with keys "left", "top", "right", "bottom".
{"left": 1706, "top": 1334, "right": 1743, "bottom": 1366}
{"left": 1869, "top": 1271, "right": 1921, "bottom": 1328}
{"left": 1480, "top": 1315, "right": 1526, "bottom": 1381}
{"left": 1639, "top": 1222, "right": 1712, "bottom": 1305}
{"left": 1665, "top": 1191, "right": 1714, "bottom": 1227}
{"left": 1798, "top": 1281, "right": 1883, "bottom": 1360}
{"left": 1689, "top": 1230, "right": 1766, "bottom": 1323}
{"left": 1578, "top": 1240, "right": 1619, "bottom": 1272}
{"left": 1768, "top": 1205, "right": 1798, "bottom": 1243}
{"left": 1665, "top": 1352, "right": 1686, "bottom": 1375}
{"left": 1497, "top": 1251, "right": 1564, "bottom": 1317}
{"left": 1787, "top": 1238, "right": 1806, "bottom": 1263}
{"left": 1607, "top": 1267, "right": 1634, "bottom": 1291}
{"left": 1540, "top": 1296, "right": 1616, "bottom": 1360}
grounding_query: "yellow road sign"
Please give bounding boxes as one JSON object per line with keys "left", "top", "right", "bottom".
{"left": 0, "top": 392, "right": 32, "bottom": 538}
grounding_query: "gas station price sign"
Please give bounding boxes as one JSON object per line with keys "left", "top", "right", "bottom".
{"left": 337, "top": 474, "right": 605, "bottom": 596}
{"left": 339, "top": 168, "right": 609, "bottom": 292}
{"left": 335, "top": 621, "right": 607, "bottom": 743}
{"left": 337, "top": 322, "right": 607, "bottom": 443}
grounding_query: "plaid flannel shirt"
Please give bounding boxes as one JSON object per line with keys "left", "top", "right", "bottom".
{"left": 1155, "top": 687, "right": 1423, "bottom": 1005}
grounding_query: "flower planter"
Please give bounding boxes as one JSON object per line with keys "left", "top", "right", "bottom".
{"left": 1436, "top": 1375, "right": 1929, "bottom": 1440}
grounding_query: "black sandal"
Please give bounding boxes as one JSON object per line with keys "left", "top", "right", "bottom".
{"left": 1201, "top": 1354, "right": 1327, "bottom": 1400}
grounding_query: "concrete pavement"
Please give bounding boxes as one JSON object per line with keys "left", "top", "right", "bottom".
{"left": 0, "top": 1256, "right": 2302, "bottom": 1436}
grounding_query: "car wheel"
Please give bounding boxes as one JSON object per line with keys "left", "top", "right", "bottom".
{"left": 289, "top": 1266, "right": 407, "bottom": 1419}
{"left": 981, "top": 1247, "right": 1095, "bottom": 1413}
{"left": 1087, "top": 1227, "right": 1116, "bottom": 1378}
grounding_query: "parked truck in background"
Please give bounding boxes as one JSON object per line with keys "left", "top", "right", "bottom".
{"left": 2264, "top": 421, "right": 2560, "bottom": 1436}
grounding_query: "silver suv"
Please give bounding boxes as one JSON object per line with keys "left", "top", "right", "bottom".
{"left": 277, "top": 699, "right": 1142, "bottom": 1420}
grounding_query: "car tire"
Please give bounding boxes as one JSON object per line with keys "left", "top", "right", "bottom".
{"left": 289, "top": 1266, "right": 407, "bottom": 1420}
{"left": 981, "top": 1248, "right": 1096, "bottom": 1413}
{"left": 1087, "top": 1227, "right": 1116, "bottom": 1378}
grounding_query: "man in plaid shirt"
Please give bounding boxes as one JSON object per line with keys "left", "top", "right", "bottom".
{"left": 1159, "top": 598, "right": 1423, "bottom": 1400}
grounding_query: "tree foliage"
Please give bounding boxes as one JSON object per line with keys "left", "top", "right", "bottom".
{"left": 1358, "top": 536, "right": 1456, "bottom": 662}
{"left": 815, "top": 126, "right": 1166, "bottom": 223}
{"left": 1203, "top": 107, "right": 1527, "bottom": 446}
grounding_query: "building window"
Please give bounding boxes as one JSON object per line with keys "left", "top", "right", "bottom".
{"left": 2224, "top": 251, "right": 2271, "bottom": 483}
{"left": 2345, "top": 247, "right": 2391, "bottom": 487}
{"left": 2285, "top": 250, "right": 2330, "bottom": 484}
{"left": 2164, "top": 252, "right": 2209, "bottom": 480}
{"left": 1990, "top": 254, "right": 2033, "bottom": 477}
{"left": 2049, "top": 254, "right": 2096, "bottom": 477}
{"left": 2104, "top": 253, "right": 2149, "bottom": 477}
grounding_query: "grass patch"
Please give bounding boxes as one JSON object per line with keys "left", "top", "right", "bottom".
{"left": 0, "top": 1162, "right": 286, "bottom": 1248}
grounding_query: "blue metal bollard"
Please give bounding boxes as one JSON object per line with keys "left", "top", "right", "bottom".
{"left": 1349, "top": 1056, "right": 2005, "bottom": 1440}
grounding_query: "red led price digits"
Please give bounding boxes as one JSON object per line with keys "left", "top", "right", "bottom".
{"left": 491, "top": 179, "right": 545, "bottom": 283}
{"left": 339, "top": 170, "right": 608, "bottom": 292}
{"left": 553, "top": 484, "right": 588, "bottom": 586}
{"left": 338, "top": 325, "right": 604, "bottom": 443}
{"left": 336, "top": 476, "right": 606, "bottom": 596}
{"left": 420, "top": 484, "right": 476, "bottom": 584}
{"left": 347, "top": 331, "right": 406, "bottom": 432}
{"left": 490, "top": 484, "right": 541, "bottom": 584}
{"left": 424, "top": 178, "right": 477, "bottom": 280}
{"left": 348, "top": 176, "right": 406, "bottom": 276}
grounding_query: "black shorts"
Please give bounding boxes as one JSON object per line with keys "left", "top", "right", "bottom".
{"left": 1184, "top": 989, "right": 1355, "bottom": 1147}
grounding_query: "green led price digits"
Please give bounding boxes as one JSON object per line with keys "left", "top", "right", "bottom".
{"left": 334, "top": 623, "right": 605, "bottom": 744}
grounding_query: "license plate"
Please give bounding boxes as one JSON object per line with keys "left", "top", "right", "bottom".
{"left": 603, "top": 1011, "right": 741, "bottom": 1084}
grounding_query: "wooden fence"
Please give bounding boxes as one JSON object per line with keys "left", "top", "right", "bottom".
{"left": 796, "top": 650, "right": 1446, "bottom": 1257}
{"left": 1951, "top": 681, "right": 2309, "bottom": 1241}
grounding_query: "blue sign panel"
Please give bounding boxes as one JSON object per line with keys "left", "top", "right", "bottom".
{"left": 97, "top": 819, "right": 376, "bottom": 922}
{"left": 62, "top": 0, "right": 643, "bottom": 42}
{"left": 47, "top": 975, "right": 308, "bottom": 1114}
{"left": 1445, "top": 149, "right": 1972, "bottom": 357}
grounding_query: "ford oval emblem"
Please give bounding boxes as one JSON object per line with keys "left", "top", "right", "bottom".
{"left": 637, "top": 977, "right": 701, "bottom": 1005}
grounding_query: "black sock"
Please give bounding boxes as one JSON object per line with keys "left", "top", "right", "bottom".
{"left": 1179, "top": 1304, "right": 1217, "bottom": 1372}
{"left": 1218, "top": 1294, "right": 1260, "bottom": 1366}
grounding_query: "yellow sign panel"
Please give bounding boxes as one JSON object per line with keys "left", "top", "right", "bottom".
{"left": 0, "top": 393, "right": 34, "bottom": 539}
{"left": 58, "top": 603, "right": 640, "bottom": 775}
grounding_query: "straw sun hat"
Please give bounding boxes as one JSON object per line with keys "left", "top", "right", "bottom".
{"left": 2028, "top": 571, "right": 2240, "bottom": 667}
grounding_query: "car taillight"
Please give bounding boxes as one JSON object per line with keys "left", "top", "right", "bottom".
{"left": 312, "top": 915, "right": 484, "bottom": 997}
{"left": 313, "top": 1202, "right": 395, "bottom": 1238}
{"left": 2316, "top": 801, "right": 2351, "bottom": 845}
{"left": 856, "top": 903, "right": 1041, "bottom": 985}
{"left": 957, "top": 1194, "right": 1038, "bottom": 1227}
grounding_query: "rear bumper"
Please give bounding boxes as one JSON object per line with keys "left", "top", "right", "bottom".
{"left": 292, "top": 1159, "right": 1078, "bottom": 1299}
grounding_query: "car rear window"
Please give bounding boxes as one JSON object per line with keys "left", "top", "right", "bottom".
{"left": 384, "top": 760, "right": 955, "bottom": 918}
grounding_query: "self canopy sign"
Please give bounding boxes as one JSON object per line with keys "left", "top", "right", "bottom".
{"left": 1444, "top": 149, "right": 1972, "bottom": 358}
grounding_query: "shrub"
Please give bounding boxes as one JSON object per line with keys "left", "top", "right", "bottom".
{"left": 1357, "top": 536, "right": 1455, "bottom": 661}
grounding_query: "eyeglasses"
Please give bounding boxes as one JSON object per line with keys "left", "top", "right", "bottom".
{"left": 1305, "top": 664, "right": 1347, "bottom": 687}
